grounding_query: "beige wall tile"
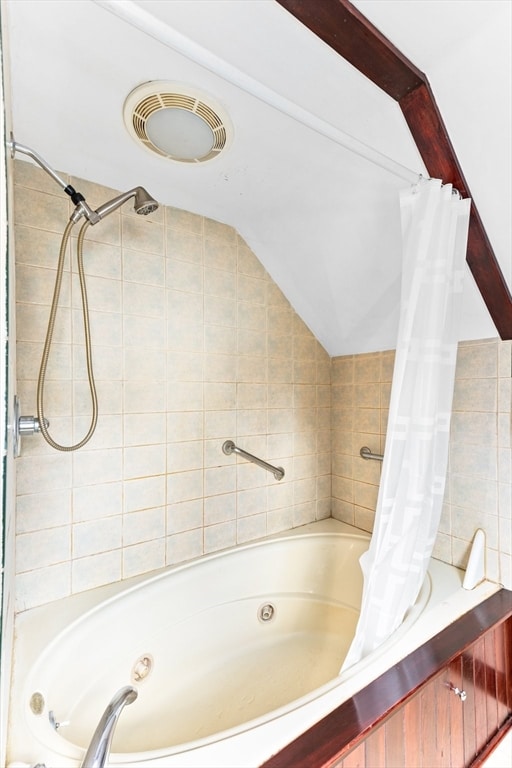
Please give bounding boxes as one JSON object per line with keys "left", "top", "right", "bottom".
{"left": 122, "top": 215, "right": 164, "bottom": 255}
{"left": 165, "top": 206, "right": 203, "bottom": 236}
{"left": 122, "top": 539, "right": 165, "bottom": 579}
{"left": 456, "top": 340, "right": 498, "bottom": 379}
{"left": 166, "top": 528, "right": 204, "bottom": 565}
{"left": 14, "top": 163, "right": 512, "bottom": 612}
{"left": 167, "top": 230, "right": 203, "bottom": 269}
{"left": 17, "top": 489, "right": 71, "bottom": 533}
{"left": 167, "top": 499, "right": 203, "bottom": 534}
{"left": 72, "top": 551, "right": 122, "bottom": 594}
{"left": 16, "top": 526, "right": 71, "bottom": 573}
{"left": 73, "top": 516, "right": 122, "bottom": 559}
{"left": 124, "top": 476, "right": 165, "bottom": 514}
{"left": 237, "top": 513, "right": 266, "bottom": 543}
{"left": 123, "top": 249, "right": 164, "bottom": 285}
{"left": 203, "top": 216, "right": 236, "bottom": 243}
{"left": 204, "top": 520, "right": 236, "bottom": 553}
{"left": 76, "top": 238, "right": 122, "bottom": 284}
{"left": 204, "top": 493, "right": 236, "bottom": 525}
{"left": 74, "top": 482, "right": 122, "bottom": 521}
{"left": 14, "top": 183, "right": 69, "bottom": 233}
{"left": 16, "top": 563, "right": 71, "bottom": 612}
{"left": 204, "top": 239, "right": 236, "bottom": 272}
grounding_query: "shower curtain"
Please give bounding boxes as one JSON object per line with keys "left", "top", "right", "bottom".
{"left": 341, "top": 177, "right": 471, "bottom": 671}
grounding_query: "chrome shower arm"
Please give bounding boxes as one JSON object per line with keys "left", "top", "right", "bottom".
{"left": 8, "top": 135, "right": 100, "bottom": 223}
{"left": 8, "top": 136, "right": 158, "bottom": 226}
{"left": 9, "top": 136, "right": 69, "bottom": 192}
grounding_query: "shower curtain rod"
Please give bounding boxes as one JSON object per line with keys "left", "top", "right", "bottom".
{"left": 95, "top": 0, "right": 422, "bottom": 185}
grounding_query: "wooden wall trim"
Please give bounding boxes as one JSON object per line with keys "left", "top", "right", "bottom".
{"left": 276, "top": 0, "right": 512, "bottom": 339}
{"left": 262, "top": 588, "right": 512, "bottom": 767}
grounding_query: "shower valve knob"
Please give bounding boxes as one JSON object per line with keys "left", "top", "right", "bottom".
{"left": 12, "top": 397, "right": 50, "bottom": 458}
{"left": 19, "top": 415, "right": 49, "bottom": 434}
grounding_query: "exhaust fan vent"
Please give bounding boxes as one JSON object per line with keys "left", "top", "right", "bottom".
{"left": 124, "top": 82, "right": 233, "bottom": 163}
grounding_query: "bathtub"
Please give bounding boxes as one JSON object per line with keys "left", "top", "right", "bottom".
{"left": 8, "top": 519, "right": 499, "bottom": 768}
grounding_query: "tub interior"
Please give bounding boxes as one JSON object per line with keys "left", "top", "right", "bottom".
{"left": 73, "top": 595, "right": 358, "bottom": 751}
{"left": 16, "top": 528, "right": 430, "bottom": 762}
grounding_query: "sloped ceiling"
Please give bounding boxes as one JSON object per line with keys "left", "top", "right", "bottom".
{"left": 3, "top": 0, "right": 511, "bottom": 355}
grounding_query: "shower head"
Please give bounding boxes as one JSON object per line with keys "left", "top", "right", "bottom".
{"left": 133, "top": 187, "right": 159, "bottom": 216}
{"left": 94, "top": 187, "right": 159, "bottom": 221}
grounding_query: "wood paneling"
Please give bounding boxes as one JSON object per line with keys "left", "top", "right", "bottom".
{"left": 276, "top": 0, "right": 512, "bottom": 339}
{"left": 448, "top": 657, "right": 465, "bottom": 768}
{"left": 363, "top": 723, "right": 386, "bottom": 767}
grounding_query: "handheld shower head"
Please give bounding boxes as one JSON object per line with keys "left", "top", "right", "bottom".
{"left": 94, "top": 187, "right": 159, "bottom": 221}
{"left": 8, "top": 139, "right": 160, "bottom": 225}
{"left": 134, "top": 187, "right": 159, "bottom": 216}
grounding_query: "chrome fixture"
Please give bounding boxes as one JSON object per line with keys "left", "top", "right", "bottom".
{"left": 9, "top": 136, "right": 158, "bottom": 225}
{"left": 12, "top": 395, "right": 49, "bottom": 458}
{"left": 222, "top": 440, "right": 284, "bottom": 481}
{"left": 49, "top": 710, "right": 69, "bottom": 731}
{"left": 93, "top": 186, "right": 158, "bottom": 221}
{"left": 258, "top": 603, "right": 276, "bottom": 622}
{"left": 80, "top": 686, "right": 137, "bottom": 768}
{"left": 360, "top": 446, "right": 384, "bottom": 462}
{"left": 448, "top": 683, "right": 467, "bottom": 702}
{"left": 131, "top": 654, "right": 153, "bottom": 683}
{"left": 8, "top": 137, "right": 159, "bottom": 452}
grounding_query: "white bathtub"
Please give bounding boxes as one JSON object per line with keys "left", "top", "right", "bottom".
{"left": 8, "top": 520, "right": 499, "bottom": 768}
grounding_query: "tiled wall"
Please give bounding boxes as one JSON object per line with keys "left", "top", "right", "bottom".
{"left": 14, "top": 160, "right": 331, "bottom": 612}
{"left": 14, "top": 159, "right": 512, "bottom": 614}
{"left": 332, "top": 339, "right": 512, "bottom": 589}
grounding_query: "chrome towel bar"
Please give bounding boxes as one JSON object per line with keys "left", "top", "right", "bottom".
{"left": 222, "top": 440, "right": 285, "bottom": 481}
{"left": 360, "top": 446, "right": 384, "bottom": 462}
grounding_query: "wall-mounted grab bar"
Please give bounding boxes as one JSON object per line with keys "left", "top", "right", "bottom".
{"left": 222, "top": 440, "right": 285, "bottom": 481}
{"left": 360, "top": 446, "right": 384, "bottom": 462}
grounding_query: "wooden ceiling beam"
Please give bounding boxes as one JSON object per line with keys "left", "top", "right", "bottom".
{"left": 276, "top": 0, "right": 512, "bottom": 339}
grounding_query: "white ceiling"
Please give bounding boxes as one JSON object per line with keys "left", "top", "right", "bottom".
{"left": 3, "top": 0, "right": 511, "bottom": 355}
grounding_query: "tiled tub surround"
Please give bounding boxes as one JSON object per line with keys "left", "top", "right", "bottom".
{"left": 14, "top": 160, "right": 512, "bottom": 613}
{"left": 14, "top": 161, "right": 331, "bottom": 611}
{"left": 331, "top": 339, "right": 512, "bottom": 590}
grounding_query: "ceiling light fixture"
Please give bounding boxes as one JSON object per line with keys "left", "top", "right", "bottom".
{"left": 124, "top": 81, "right": 233, "bottom": 163}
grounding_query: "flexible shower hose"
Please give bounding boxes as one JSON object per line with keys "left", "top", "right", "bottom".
{"left": 37, "top": 218, "right": 98, "bottom": 451}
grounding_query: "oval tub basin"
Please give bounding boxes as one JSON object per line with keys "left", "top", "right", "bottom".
{"left": 11, "top": 522, "right": 438, "bottom": 767}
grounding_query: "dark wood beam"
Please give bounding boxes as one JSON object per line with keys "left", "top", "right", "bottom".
{"left": 276, "top": 0, "right": 425, "bottom": 99}
{"left": 401, "top": 82, "right": 512, "bottom": 334}
{"left": 276, "top": 0, "right": 512, "bottom": 339}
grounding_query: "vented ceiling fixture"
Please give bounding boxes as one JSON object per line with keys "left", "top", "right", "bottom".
{"left": 124, "top": 82, "right": 233, "bottom": 163}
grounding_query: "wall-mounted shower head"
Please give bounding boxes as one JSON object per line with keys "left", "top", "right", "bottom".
{"left": 94, "top": 187, "right": 159, "bottom": 221}
{"left": 133, "top": 187, "right": 159, "bottom": 216}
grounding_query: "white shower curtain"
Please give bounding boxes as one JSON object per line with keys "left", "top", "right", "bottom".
{"left": 341, "top": 177, "right": 471, "bottom": 671}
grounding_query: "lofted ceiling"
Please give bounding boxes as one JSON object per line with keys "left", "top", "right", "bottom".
{"left": 3, "top": 0, "right": 511, "bottom": 355}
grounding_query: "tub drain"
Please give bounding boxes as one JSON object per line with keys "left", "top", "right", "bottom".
{"left": 258, "top": 603, "right": 276, "bottom": 622}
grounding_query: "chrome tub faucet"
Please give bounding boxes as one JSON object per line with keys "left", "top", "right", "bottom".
{"left": 80, "top": 686, "right": 137, "bottom": 768}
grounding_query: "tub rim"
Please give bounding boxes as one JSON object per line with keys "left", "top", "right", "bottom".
{"left": 9, "top": 520, "right": 501, "bottom": 767}
{"left": 18, "top": 521, "right": 433, "bottom": 762}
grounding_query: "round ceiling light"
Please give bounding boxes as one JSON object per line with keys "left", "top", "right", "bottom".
{"left": 124, "top": 82, "right": 233, "bottom": 163}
